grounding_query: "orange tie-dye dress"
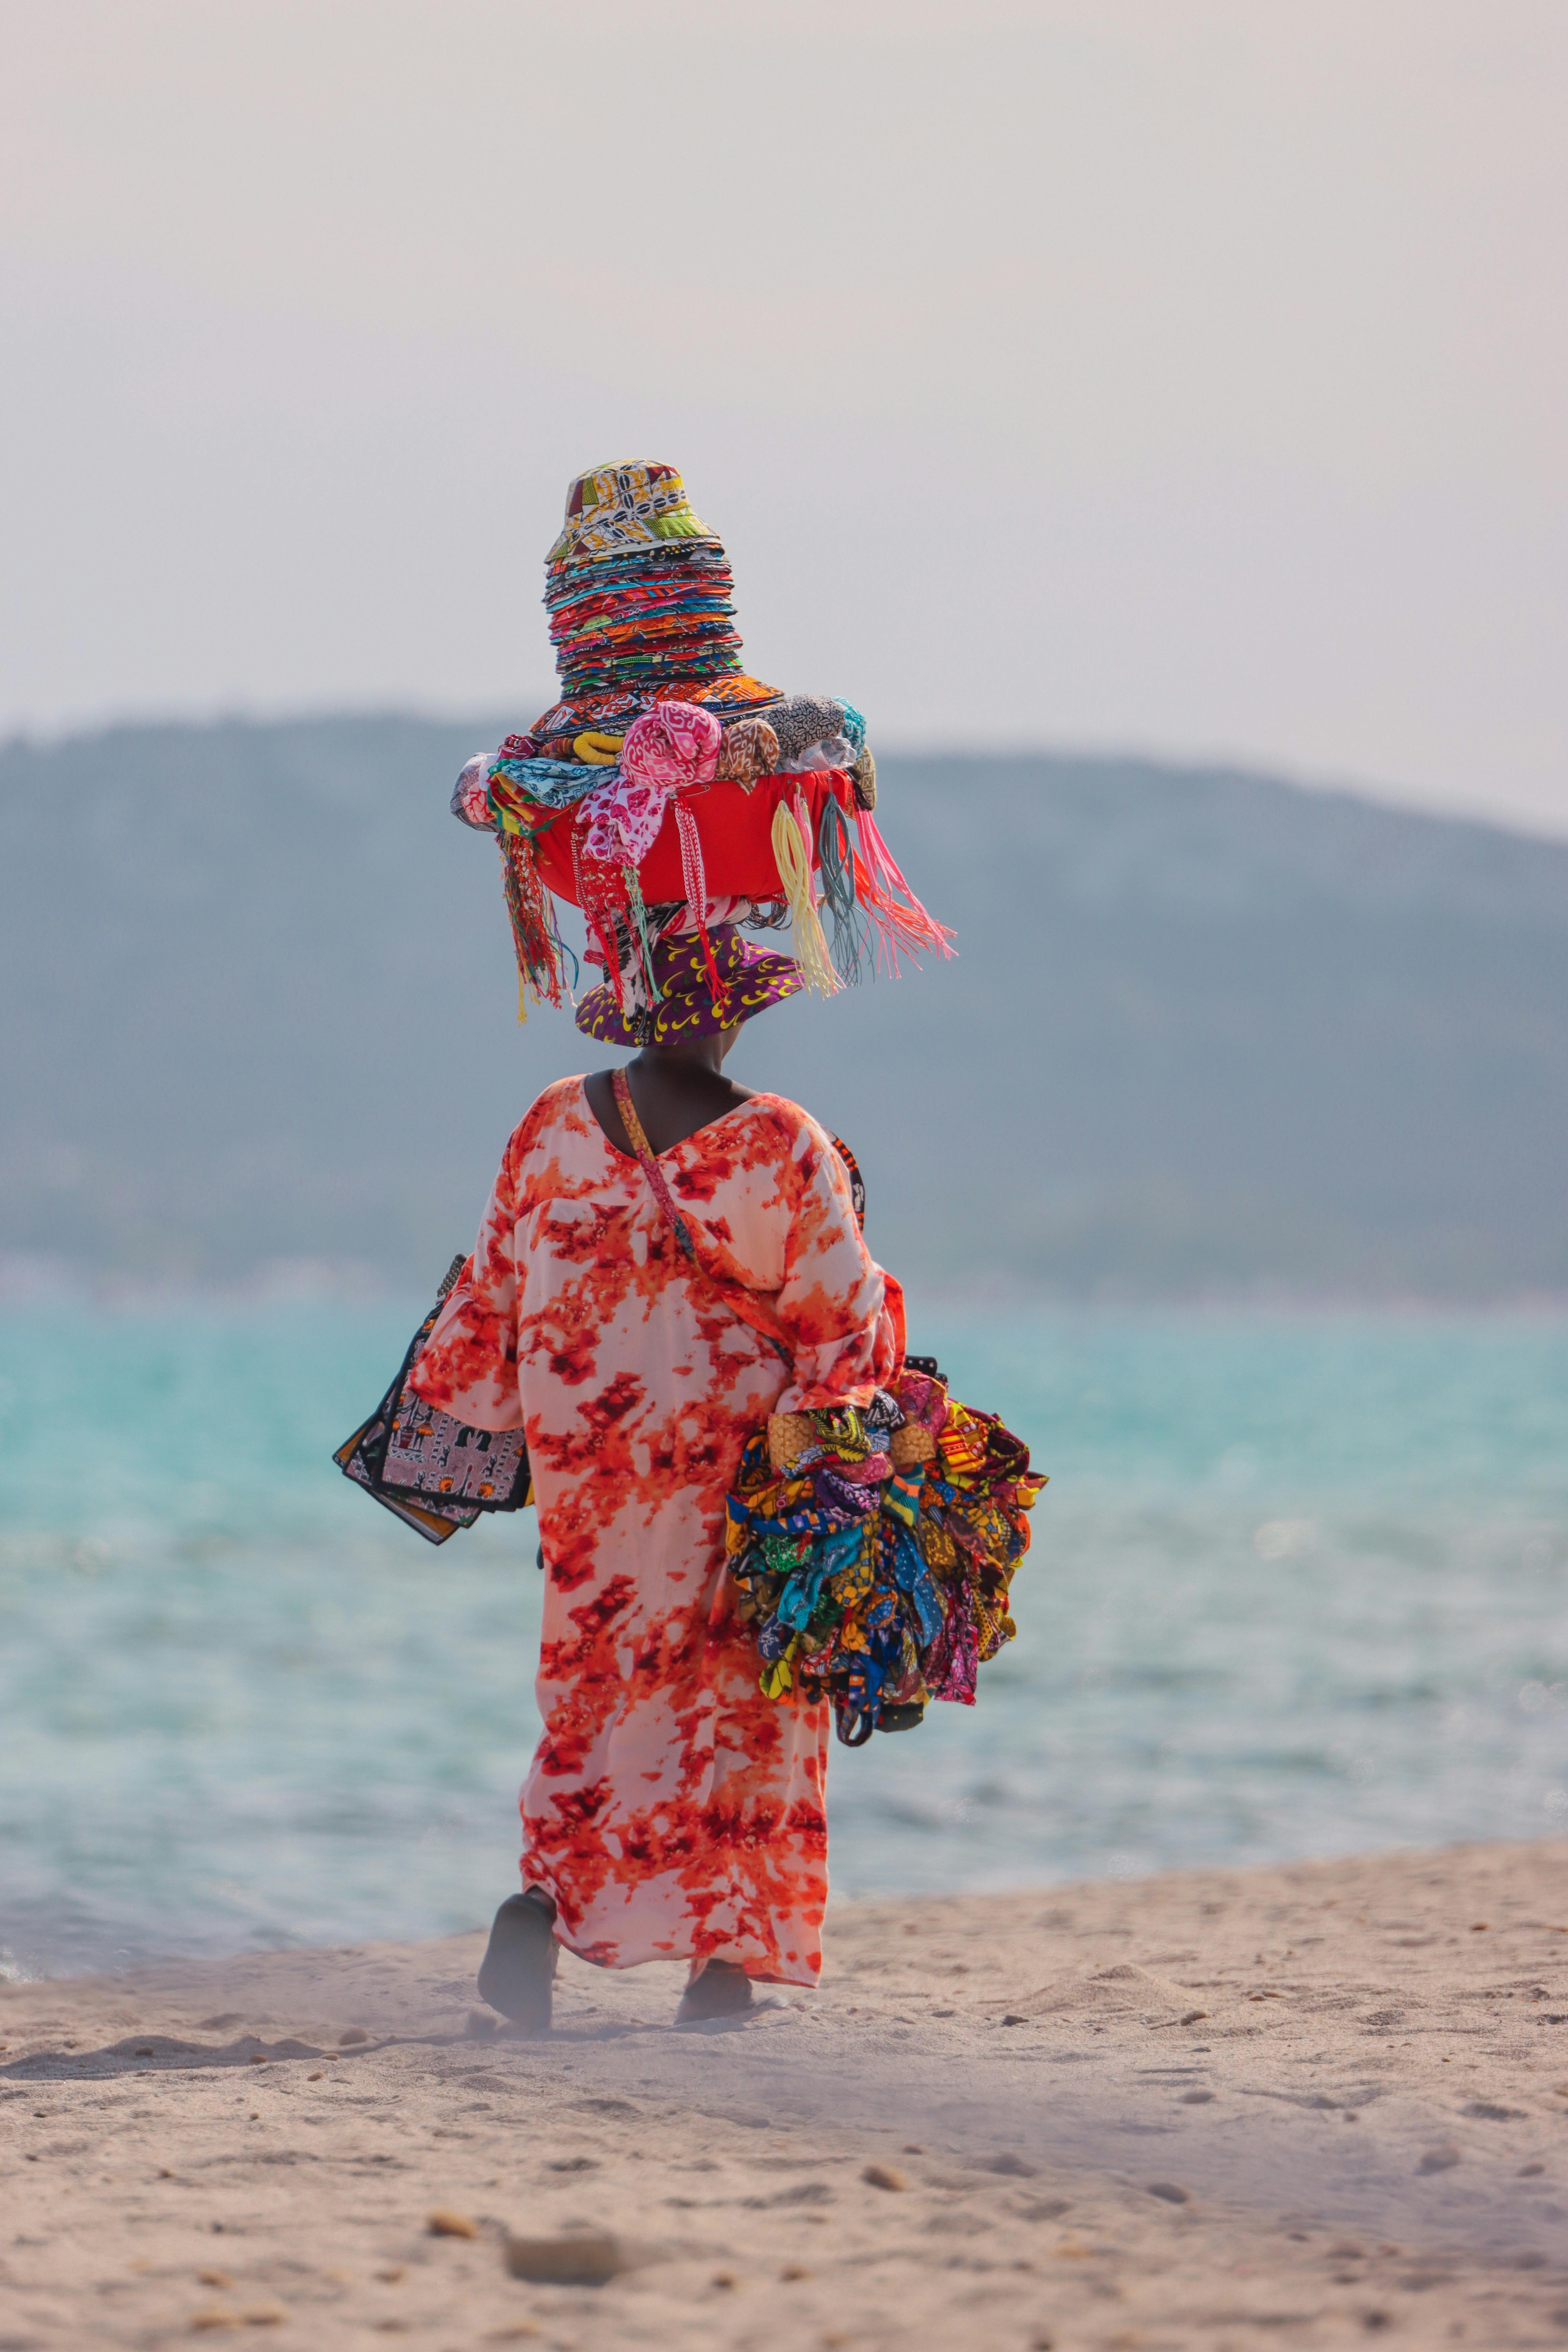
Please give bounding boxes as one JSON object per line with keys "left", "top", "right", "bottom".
{"left": 409, "top": 1076, "right": 905, "bottom": 1986}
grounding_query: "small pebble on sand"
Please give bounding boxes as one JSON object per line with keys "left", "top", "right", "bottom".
{"left": 339, "top": 2027, "right": 370, "bottom": 2046}
{"left": 862, "top": 2163, "right": 906, "bottom": 2191}
{"left": 504, "top": 2230, "right": 637, "bottom": 2286}
{"left": 427, "top": 2208, "right": 480, "bottom": 2238}
{"left": 1417, "top": 2143, "right": 1462, "bottom": 2173}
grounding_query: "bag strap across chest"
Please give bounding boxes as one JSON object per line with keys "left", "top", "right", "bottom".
{"left": 612, "top": 1067, "right": 791, "bottom": 1366}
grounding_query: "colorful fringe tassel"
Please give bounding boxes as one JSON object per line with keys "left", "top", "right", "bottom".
{"left": 497, "top": 834, "right": 564, "bottom": 1022}
{"left": 770, "top": 796, "right": 839, "bottom": 999}
{"left": 852, "top": 809, "right": 956, "bottom": 977}
{"left": 673, "top": 797, "right": 729, "bottom": 1016}
{"left": 816, "top": 797, "right": 871, "bottom": 984}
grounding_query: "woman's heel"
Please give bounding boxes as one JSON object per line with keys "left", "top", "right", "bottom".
{"left": 476, "top": 1889, "right": 558, "bottom": 2032}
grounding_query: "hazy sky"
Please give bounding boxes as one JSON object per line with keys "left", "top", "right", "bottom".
{"left": 3, "top": 1, "right": 1564, "bottom": 830}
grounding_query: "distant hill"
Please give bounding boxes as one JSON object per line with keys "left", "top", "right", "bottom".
{"left": 2, "top": 716, "right": 1564, "bottom": 1299}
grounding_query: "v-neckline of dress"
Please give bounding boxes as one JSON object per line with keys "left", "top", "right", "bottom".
{"left": 581, "top": 1075, "right": 765, "bottom": 1164}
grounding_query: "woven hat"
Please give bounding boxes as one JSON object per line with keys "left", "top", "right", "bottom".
{"left": 546, "top": 462, "right": 717, "bottom": 566}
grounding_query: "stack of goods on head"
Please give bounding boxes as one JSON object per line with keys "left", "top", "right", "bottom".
{"left": 450, "top": 460, "right": 952, "bottom": 1026}
{"left": 724, "top": 1363, "right": 1047, "bottom": 1746}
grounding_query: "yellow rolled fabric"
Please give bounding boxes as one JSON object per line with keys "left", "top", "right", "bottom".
{"left": 573, "top": 731, "right": 624, "bottom": 765}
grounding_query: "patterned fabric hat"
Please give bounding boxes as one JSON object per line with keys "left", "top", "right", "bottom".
{"left": 576, "top": 922, "right": 803, "bottom": 1046}
{"left": 547, "top": 462, "right": 718, "bottom": 566}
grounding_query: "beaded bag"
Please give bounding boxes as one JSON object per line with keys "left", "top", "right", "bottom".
{"left": 334, "top": 1255, "right": 533, "bottom": 1546}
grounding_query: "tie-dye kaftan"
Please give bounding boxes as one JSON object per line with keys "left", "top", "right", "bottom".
{"left": 409, "top": 1076, "right": 905, "bottom": 1985}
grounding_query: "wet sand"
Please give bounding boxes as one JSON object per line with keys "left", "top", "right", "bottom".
{"left": 6, "top": 1839, "right": 1568, "bottom": 2348}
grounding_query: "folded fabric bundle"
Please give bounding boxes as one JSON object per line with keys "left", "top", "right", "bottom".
{"left": 762, "top": 694, "right": 866, "bottom": 763}
{"left": 544, "top": 477, "right": 747, "bottom": 700}
{"left": 725, "top": 1365, "right": 1047, "bottom": 1745}
{"left": 546, "top": 541, "right": 746, "bottom": 697}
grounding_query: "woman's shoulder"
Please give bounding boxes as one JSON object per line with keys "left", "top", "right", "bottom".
{"left": 496, "top": 1075, "right": 595, "bottom": 1182}
{"left": 717, "top": 1091, "right": 838, "bottom": 1166}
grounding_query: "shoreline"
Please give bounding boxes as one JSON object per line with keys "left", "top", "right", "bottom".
{"left": 6, "top": 1838, "right": 1568, "bottom": 2346}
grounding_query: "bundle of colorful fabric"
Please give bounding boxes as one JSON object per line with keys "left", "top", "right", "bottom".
{"left": 448, "top": 460, "right": 951, "bottom": 1022}
{"left": 724, "top": 1363, "right": 1047, "bottom": 1746}
{"left": 547, "top": 542, "right": 745, "bottom": 696}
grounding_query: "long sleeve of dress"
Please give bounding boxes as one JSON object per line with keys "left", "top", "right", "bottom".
{"left": 407, "top": 1137, "right": 528, "bottom": 1432}
{"left": 763, "top": 1115, "right": 905, "bottom": 1414}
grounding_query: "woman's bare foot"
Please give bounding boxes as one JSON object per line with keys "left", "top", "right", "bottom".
{"left": 675, "top": 1957, "right": 754, "bottom": 2024}
{"left": 476, "top": 1889, "right": 558, "bottom": 2031}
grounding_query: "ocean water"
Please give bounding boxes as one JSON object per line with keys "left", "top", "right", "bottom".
{"left": 2, "top": 1303, "right": 1566, "bottom": 1979}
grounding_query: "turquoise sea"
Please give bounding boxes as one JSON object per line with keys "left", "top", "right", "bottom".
{"left": 2, "top": 1303, "right": 1567, "bottom": 1980}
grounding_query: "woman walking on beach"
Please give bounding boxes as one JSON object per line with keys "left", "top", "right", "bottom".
{"left": 408, "top": 462, "right": 1038, "bottom": 2031}
{"left": 411, "top": 916, "right": 901, "bottom": 2028}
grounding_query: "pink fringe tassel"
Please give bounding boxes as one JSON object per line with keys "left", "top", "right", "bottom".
{"left": 673, "top": 798, "right": 728, "bottom": 1013}
{"left": 852, "top": 810, "right": 956, "bottom": 977}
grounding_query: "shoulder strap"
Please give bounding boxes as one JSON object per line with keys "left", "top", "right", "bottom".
{"left": 612, "top": 1068, "right": 791, "bottom": 1365}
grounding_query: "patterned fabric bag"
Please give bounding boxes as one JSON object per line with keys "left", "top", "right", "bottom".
{"left": 726, "top": 1370, "right": 1045, "bottom": 1745}
{"left": 334, "top": 1254, "right": 533, "bottom": 1546}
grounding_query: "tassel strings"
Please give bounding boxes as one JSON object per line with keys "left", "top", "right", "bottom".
{"left": 673, "top": 798, "right": 729, "bottom": 1017}
{"left": 571, "top": 823, "right": 630, "bottom": 1009}
{"left": 624, "top": 863, "right": 663, "bottom": 1006}
{"left": 497, "top": 833, "right": 564, "bottom": 1023}
{"left": 816, "top": 795, "right": 871, "bottom": 984}
{"left": 852, "top": 808, "right": 955, "bottom": 977}
{"left": 770, "top": 796, "right": 839, "bottom": 999}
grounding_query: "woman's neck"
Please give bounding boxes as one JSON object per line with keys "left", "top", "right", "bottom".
{"left": 584, "top": 1049, "right": 755, "bottom": 1158}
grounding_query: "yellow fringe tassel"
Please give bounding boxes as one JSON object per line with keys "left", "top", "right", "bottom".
{"left": 771, "top": 801, "right": 839, "bottom": 999}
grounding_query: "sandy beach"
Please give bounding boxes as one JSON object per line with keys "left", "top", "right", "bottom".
{"left": 6, "top": 1839, "right": 1568, "bottom": 2349}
